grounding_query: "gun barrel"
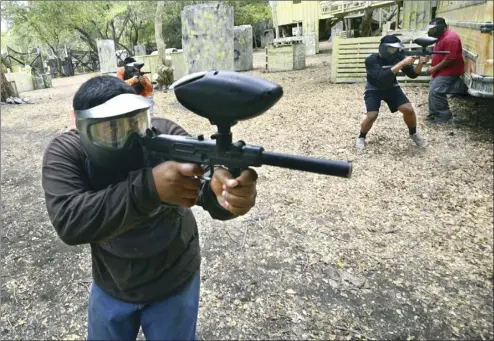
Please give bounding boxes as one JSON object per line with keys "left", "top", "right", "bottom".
{"left": 402, "top": 50, "right": 449, "bottom": 56}
{"left": 261, "top": 151, "right": 352, "bottom": 178}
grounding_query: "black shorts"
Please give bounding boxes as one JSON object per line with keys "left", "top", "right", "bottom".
{"left": 364, "top": 87, "right": 410, "bottom": 113}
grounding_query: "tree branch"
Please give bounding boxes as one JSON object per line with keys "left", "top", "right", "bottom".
{"left": 116, "top": 41, "right": 132, "bottom": 55}
{"left": 91, "top": 20, "right": 105, "bottom": 39}
{"left": 115, "top": 11, "right": 130, "bottom": 42}
{"left": 75, "top": 27, "right": 98, "bottom": 53}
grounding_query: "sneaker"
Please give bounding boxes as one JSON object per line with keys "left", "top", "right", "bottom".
{"left": 429, "top": 114, "right": 452, "bottom": 124}
{"left": 356, "top": 137, "right": 366, "bottom": 151}
{"left": 426, "top": 113, "right": 436, "bottom": 121}
{"left": 410, "top": 132, "right": 427, "bottom": 148}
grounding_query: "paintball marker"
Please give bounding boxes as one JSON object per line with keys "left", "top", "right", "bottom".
{"left": 141, "top": 71, "right": 352, "bottom": 179}
{"left": 123, "top": 61, "right": 154, "bottom": 95}
{"left": 125, "top": 61, "right": 151, "bottom": 77}
{"left": 400, "top": 36, "right": 449, "bottom": 56}
{"left": 381, "top": 36, "right": 450, "bottom": 69}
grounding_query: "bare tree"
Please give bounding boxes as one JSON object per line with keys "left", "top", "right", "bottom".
{"left": 155, "top": 1, "right": 166, "bottom": 61}
{"left": 1, "top": 69, "right": 16, "bottom": 101}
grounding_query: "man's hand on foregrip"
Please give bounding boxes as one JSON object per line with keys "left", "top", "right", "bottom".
{"left": 210, "top": 167, "right": 258, "bottom": 216}
{"left": 419, "top": 55, "right": 430, "bottom": 64}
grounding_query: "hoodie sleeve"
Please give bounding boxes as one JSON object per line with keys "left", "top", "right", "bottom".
{"left": 42, "top": 132, "right": 162, "bottom": 246}
{"left": 365, "top": 55, "right": 396, "bottom": 87}
{"left": 395, "top": 54, "right": 419, "bottom": 79}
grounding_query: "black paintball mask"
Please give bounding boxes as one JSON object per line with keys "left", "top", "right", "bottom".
{"left": 123, "top": 61, "right": 146, "bottom": 94}
{"left": 123, "top": 61, "right": 145, "bottom": 80}
{"left": 74, "top": 93, "right": 153, "bottom": 172}
{"left": 379, "top": 35, "right": 405, "bottom": 62}
{"left": 427, "top": 18, "right": 447, "bottom": 38}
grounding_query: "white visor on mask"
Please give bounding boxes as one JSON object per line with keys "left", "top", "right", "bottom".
{"left": 384, "top": 42, "right": 405, "bottom": 49}
{"left": 88, "top": 109, "right": 151, "bottom": 149}
{"left": 75, "top": 93, "right": 154, "bottom": 150}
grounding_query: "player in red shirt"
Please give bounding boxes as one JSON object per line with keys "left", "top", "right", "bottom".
{"left": 425, "top": 18, "right": 467, "bottom": 123}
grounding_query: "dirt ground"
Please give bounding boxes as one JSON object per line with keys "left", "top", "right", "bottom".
{"left": 1, "top": 43, "right": 493, "bottom": 340}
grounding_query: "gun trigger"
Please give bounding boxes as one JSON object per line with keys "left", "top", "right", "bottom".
{"left": 211, "top": 133, "right": 218, "bottom": 140}
{"left": 198, "top": 134, "right": 204, "bottom": 141}
{"left": 233, "top": 141, "right": 245, "bottom": 149}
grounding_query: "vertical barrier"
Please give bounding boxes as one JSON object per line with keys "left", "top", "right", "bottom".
{"left": 181, "top": 3, "right": 234, "bottom": 74}
{"left": 234, "top": 25, "right": 254, "bottom": 71}
{"left": 96, "top": 39, "right": 118, "bottom": 74}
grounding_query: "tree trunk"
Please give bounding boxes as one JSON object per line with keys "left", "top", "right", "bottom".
{"left": 360, "top": 8, "right": 374, "bottom": 37}
{"left": 155, "top": 1, "right": 166, "bottom": 62}
{"left": 1, "top": 68, "right": 16, "bottom": 102}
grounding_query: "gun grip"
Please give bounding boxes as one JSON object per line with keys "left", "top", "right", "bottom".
{"left": 229, "top": 167, "right": 242, "bottom": 178}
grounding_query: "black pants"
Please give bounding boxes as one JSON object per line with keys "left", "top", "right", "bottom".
{"left": 364, "top": 87, "right": 410, "bottom": 113}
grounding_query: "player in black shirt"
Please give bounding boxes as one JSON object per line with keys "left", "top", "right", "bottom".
{"left": 42, "top": 75, "right": 258, "bottom": 340}
{"left": 356, "top": 35, "right": 429, "bottom": 151}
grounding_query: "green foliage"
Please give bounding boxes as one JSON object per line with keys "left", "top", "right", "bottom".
{"left": 226, "top": 1, "right": 272, "bottom": 26}
{"left": 1, "top": 1, "right": 78, "bottom": 56}
{"left": 1, "top": 0, "right": 273, "bottom": 55}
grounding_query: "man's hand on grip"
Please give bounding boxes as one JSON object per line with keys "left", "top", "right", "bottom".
{"left": 401, "top": 56, "right": 416, "bottom": 66}
{"left": 152, "top": 161, "right": 204, "bottom": 207}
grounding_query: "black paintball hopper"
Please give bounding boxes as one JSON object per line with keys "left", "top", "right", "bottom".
{"left": 170, "top": 70, "right": 283, "bottom": 126}
{"left": 413, "top": 36, "right": 438, "bottom": 47}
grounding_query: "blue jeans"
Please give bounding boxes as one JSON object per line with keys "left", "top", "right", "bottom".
{"left": 87, "top": 271, "right": 200, "bottom": 340}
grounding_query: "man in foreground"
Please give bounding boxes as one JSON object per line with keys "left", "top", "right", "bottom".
{"left": 426, "top": 17, "right": 466, "bottom": 123}
{"left": 356, "top": 35, "right": 429, "bottom": 152}
{"left": 42, "top": 75, "right": 258, "bottom": 340}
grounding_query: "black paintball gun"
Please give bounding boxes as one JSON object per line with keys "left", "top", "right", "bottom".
{"left": 381, "top": 36, "right": 450, "bottom": 69}
{"left": 123, "top": 61, "right": 153, "bottom": 93}
{"left": 125, "top": 61, "right": 151, "bottom": 77}
{"left": 400, "top": 36, "right": 449, "bottom": 56}
{"left": 141, "top": 71, "right": 352, "bottom": 179}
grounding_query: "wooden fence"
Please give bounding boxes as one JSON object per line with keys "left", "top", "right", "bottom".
{"left": 331, "top": 33, "right": 432, "bottom": 86}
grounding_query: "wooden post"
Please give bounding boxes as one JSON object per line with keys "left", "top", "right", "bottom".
{"left": 397, "top": 3, "right": 401, "bottom": 29}
{"left": 330, "top": 35, "right": 340, "bottom": 83}
{"left": 265, "top": 46, "right": 268, "bottom": 71}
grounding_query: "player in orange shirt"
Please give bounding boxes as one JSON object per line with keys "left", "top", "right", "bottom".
{"left": 117, "top": 57, "right": 156, "bottom": 115}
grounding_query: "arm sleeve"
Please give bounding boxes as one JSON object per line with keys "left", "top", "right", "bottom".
{"left": 197, "top": 179, "right": 237, "bottom": 221}
{"left": 151, "top": 118, "right": 236, "bottom": 221}
{"left": 365, "top": 56, "right": 396, "bottom": 86}
{"left": 140, "top": 76, "right": 154, "bottom": 97}
{"left": 401, "top": 64, "right": 419, "bottom": 79}
{"left": 42, "top": 135, "right": 162, "bottom": 246}
{"left": 442, "top": 38, "right": 461, "bottom": 60}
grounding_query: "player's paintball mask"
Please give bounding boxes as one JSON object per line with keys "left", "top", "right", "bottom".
{"left": 427, "top": 18, "right": 447, "bottom": 38}
{"left": 74, "top": 93, "right": 153, "bottom": 170}
{"left": 379, "top": 35, "right": 405, "bottom": 61}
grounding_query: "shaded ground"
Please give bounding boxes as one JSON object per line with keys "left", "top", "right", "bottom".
{"left": 1, "top": 44, "right": 493, "bottom": 340}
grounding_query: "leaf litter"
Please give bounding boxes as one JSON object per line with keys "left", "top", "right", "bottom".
{"left": 1, "top": 43, "right": 493, "bottom": 340}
